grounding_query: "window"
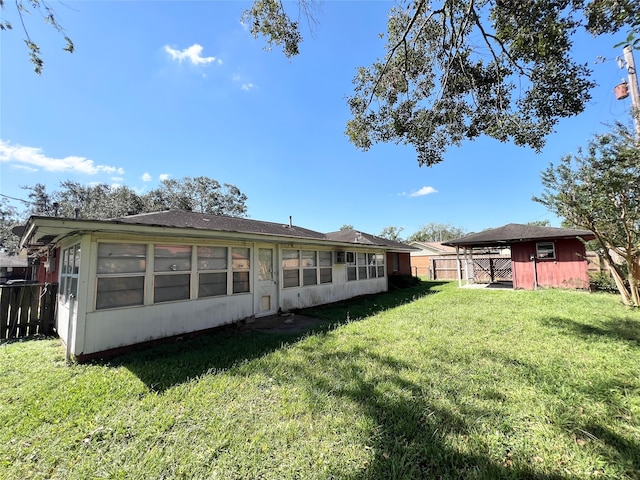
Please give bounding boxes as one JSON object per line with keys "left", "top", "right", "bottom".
{"left": 302, "top": 250, "right": 317, "bottom": 286}
{"left": 282, "top": 249, "right": 300, "bottom": 288}
{"left": 96, "top": 243, "right": 145, "bottom": 310}
{"left": 60, "top": 243, "right": 81, "bottom": 304}
{"left": 346, "top": 251, "right": 385, "bottom": 281}
{"left": 319, "top": 251, "right": 332, "bottom": 284}
{"left": 232, "top": 247, "right": 250, "bottom": 293}
{"left": 283, "top": 249, "right": 333, "bottom": 288}
{"left": 357, "top": 253, "right": 367, "bottom": 280}
{"left": 536, "top": 242, "right": 556, "bottom": 260}
{"left": 154, "top": 245, "right": 191, "bottom": 303}
{"left": 198, "top": 246, "right": 227, "bottom": 298}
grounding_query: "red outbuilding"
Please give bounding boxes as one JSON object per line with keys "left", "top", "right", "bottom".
{"left": 443, "top": 224, "right": 595, "bottom": 290}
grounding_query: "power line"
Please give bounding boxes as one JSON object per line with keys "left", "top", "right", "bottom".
{"left": 0, "top": 193, "right": 34, "bottom": 205}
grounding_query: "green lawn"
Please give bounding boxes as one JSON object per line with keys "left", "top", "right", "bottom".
{"left": 1, "top": 282, "right": 639, "bottom": 479}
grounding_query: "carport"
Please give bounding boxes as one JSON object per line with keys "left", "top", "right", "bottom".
{"left": 443, "top": 224, "right": 595, "bottom": 290}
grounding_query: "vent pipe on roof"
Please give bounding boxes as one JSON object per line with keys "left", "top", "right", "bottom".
{"left": 289, "top": 216, "right": 292, "bottom": 228}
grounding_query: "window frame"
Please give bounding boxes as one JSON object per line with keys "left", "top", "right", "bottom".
{"left": 282, "top": 248, "right": 333, "bottom": 288}
{"left": 95, "top": 242, "right": 146, "bottom": 310}
{"left": 346, "top": 250, "right": 386, "bottom": 281}
{"left": 536, "top": 242, "right": 556, "bottom": 260}
{"left": 197, "top": 246, "right": 228, "bottom": 298}
{"left": 153, "top": 245, "right": 192, "bottom": 303}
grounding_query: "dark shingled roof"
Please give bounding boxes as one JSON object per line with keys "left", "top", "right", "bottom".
{"left": 112, "top": 210, "right": 327, "bottom": 240}
{"left": 442, "top": 223, "right": 595, "bottom": 248}
{"left": 325, "top": 229, "right": 418, "bottom": 251}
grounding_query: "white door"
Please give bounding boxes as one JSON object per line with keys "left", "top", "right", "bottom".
{"left": 255, "top": 246, "right": 278, "bottom": 317}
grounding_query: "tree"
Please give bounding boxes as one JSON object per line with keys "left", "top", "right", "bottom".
{"left": 346, "top": 1, "right": 640, "bottom": 166}
{"left": 6, "top": 1, "right": 640, "bottom": 163}
{"left": 379, "top": 226, "right": 404, "bottom": 241}
{"left": 144, "top": 177, "right": 248, "bottom": 216}
{"left": 339, "top": 224, "right": 354, "bottom": 231}
{"left": 243, "top": 1, "right": 639, "bottom": 164}
{"left": 534, "top": 121, "right": 640, "bottom": 307}
{"left": 527, "top": 220, "right": 551, "bottom": 227}
{"left": 20, "top": 176, "right": 248, "bottom": 220}
{"left": 0, "top": 199, "right": 21, "bottom": 254}
{"left": 0, "top": 0, "right": 74, "bottom": 74}
{"left": 407, "top": 222, "right": 466, "bottom": 243}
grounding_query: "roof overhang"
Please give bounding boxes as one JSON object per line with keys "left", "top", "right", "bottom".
{"left": 19, "top": 216, "right": 407, "bottom": 252}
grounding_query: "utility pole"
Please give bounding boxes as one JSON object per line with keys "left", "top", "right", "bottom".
{"left": 622, "top": 45, "right": 640, "bottom": 137}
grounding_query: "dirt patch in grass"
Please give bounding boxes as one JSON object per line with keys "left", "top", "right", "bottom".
{"left": 236, "top": 312, "right": 327, "bottom": 334}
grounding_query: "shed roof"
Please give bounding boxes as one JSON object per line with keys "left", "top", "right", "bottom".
{"left": 442, "top": 223, "right": 595, "bottom": 248}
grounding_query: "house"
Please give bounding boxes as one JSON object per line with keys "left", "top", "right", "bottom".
{"left": 325, "top": 229, "right": 414, "bottom": 276}
{"left": 442, "top": 224, "right": 595, "bottom": 290}
{"left": 0, "top": 252, "right": 30, "bottom": 284}
{"left": 18, "top": 210, "right": 416, "bottom": 361}
{"left": 408, "top": 241, "right": 458, "bottom": 278}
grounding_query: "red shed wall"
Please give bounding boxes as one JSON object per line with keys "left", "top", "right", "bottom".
{"left": 511, "top": 239, "right": 589, "bottom": 290}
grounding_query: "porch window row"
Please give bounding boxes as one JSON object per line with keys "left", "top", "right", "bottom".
{"left": 96, "top": 243, "right": 250, "bottom": 310}
{"left": 346, "top": 252, "right": 385, "bottom": 282}
{"left": 282, "top": 249, "right": 333, "bottom": 288}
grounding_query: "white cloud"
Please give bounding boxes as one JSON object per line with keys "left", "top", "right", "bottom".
{"left": 404, "top": 186, "right": 438, "bottom": 197}
{"left": 141, "top": 172, "right": 152, "bottom": 182}
{"left": 0, "top": 140, "right": 124, "bottom": 175}
{"left": 241, "top": 83, "right": 254, "bottom": 91}
{"left": 164, "top": 44, "right": 221, "bottom": 66}
{"left": 159, "top": 173, "right": 171, "bottom": 181}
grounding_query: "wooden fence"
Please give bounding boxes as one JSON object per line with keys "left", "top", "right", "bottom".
{"left": 412, "top": 255, "right": 512, "bottom": 282}
{"left": 0, "top": 283, "right": 57, "bottom": 340}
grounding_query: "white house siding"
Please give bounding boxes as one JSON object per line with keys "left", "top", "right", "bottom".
{"left": 64, "top": 234, "right": 389, "bottom": 357}
{"left": 279, "top": 264, "right": 387, "bottom": 311}
{"left": 81, "top": 294, "right": 254, "bottom": 356}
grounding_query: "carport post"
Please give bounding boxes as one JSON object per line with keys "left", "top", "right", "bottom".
{"left": 455, "top": 246, "right": 462, "bottom": 287}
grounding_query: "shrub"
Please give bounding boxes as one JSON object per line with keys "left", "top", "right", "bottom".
{"left": 588, "top": 272, "right": 618, "bottom": 293}
{"left": 388, "top": 273, "right": 421, "bottom": 290}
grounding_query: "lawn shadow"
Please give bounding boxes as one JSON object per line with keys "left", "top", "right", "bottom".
{"left": 106, "top": 281, "right": 444, "bottom": 392}
{"left": 274, "top": 345, "right": 581, "bottom": 480}
{"left": 297, "top": 279, "right": 448, "bottom": 323}
{"left": 540, "top": 316, "right": 639, "bottom": 346}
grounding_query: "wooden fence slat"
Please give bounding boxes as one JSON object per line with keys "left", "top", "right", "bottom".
{"left": 0, "top": 284, "right": 57, "bottom": 340}
{"left": 0, "top": 287, "right": 9, "bottom": 339}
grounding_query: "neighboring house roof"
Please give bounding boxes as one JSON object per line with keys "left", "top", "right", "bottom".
{"left": 409, "top": 241, "right": 458, "bottom": 255}
{"left": 19, "top": 211, "right": 417, "bottom": 252}
{"left": 325, "top": 229, "right": 418, "bottom": 252}
{"left": 0, "top": 254, "right": 28, "bottom": 268}
{"left": 442, "top": 223, "right": 595, "bottom": 248}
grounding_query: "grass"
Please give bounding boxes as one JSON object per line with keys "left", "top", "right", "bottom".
{"left": 1, "top": 281, "right": 639, "bottom": 479}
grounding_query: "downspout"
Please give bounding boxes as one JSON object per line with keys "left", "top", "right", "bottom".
{"left": 455, "top": 246, "right": 462, "bottom": 287}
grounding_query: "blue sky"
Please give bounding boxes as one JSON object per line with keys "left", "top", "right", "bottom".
{"left": 0, "top": 1, "right": 636, "bottom": 238}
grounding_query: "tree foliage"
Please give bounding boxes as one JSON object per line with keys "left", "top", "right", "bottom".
{"left": 379, "top": 226, "right": 405, "bottom": 241}
{"left": 0, "top": 0, "right": 74, "bottom": 74}
{"left": 346, "top": 0, "right": 640, "bottom": 166}
{"left": 5, "top": 1, "right": 640, "bottom": 163}
{"left": 0, "top": 199, "right": 21, "bottom": 254}
{"left": 407, "top": 222, "right": 466, "bottom": 242}
{"left": 20, "top": 176, "right": 248, "bottom": 220}
{"left": 242, "top": 0, "right": 639, "bottom": 165}
{"left": 534, "top": 121, "right": 640, "bottom": 306}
